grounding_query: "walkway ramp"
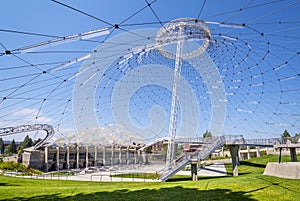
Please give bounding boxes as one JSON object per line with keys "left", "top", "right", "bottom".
{"left": 158, "top": 155, "right": 190, "bottom": 181}
{"left": 158, "top": 136, "right": 225, "bottom": 181}
{"left": 197, "top": 136, "right": 225, "bottom": 160}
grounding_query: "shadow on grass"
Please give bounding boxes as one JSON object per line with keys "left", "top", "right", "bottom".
{"left": 200, "top": 167, "right": 227, "bottom": 175}
{"left": 0, "top": 182, "right": 19, "bottom": 186}
{"left": 167, "top": 175, "right": 231, "bottom": 182}
{"left": 240, "top": 161, "right": 266, "bottom": 168}
{"left": 226, "top": 172, "right": 251, "bottom": 176}
{"left": 1, "top": 186, "right": 258, "bottom": 201}
{"left": 257, "top": 176, "right": 300, "bottom": 194}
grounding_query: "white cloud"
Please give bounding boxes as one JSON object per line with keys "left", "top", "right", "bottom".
{"left": 14, "top": 107, "right": 53, "bottom": 124}
{"left": 14, "top": 108, "right": 38, "bottom": 116}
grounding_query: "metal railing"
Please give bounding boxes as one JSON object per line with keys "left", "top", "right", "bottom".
{"left": 158, "top": 136, "right": 226, "bottom": 181}
{"left": 243, "top": 138, "right": 282, "bottom": 146}
{"left": 158, "top": 157, "right": 190, "bottom": 181}
{"left": 5, "top": 171, "right": 157, "bottom": 182}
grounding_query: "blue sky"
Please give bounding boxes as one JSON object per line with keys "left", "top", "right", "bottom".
{"left": 0, "top": 0, "right": 299, "bottom": 144}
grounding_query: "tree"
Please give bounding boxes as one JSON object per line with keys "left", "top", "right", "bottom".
{"left": 33, "top": 138, "right": 42, "bottom": 146}
{"left": 144, "top": 146, "right": 152, "bottom": 154}
{"left": 0, "top": 138, "right": 4, "bottom": 154}
{"left": 292, "top": 133, "right": 300, "bottom": 143}
{"left": 203, "top": 130, "right": 212, "bottom": 138}
{"left": 4, "top": 145, "right": 12, "bottom": 155}
{"left": 18, "top": 135, "right": 33, "bottom": 152}
{"left": 4, "top": 139, "right": 18, "bottom": 155}
{"left": 281, "top": 130, "right": 291, "bottom": 143}
{"left": 281, "top": 130, "right": 291, "bottom": 138}
{"left": 10, "top": 139, "right": 17, "bottom": 154}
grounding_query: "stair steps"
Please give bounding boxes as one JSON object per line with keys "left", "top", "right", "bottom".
{"left": 158, "top": 136, "right": 225, "bottom": 181}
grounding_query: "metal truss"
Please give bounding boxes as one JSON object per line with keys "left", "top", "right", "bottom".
{"left": 0, "top": 124, "right": 54, "bottom": 149}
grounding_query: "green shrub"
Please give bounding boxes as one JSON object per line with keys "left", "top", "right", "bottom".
{"left": 0, "top": 161, "right": 42, "bottom": 175}
{"left": 260, "top": 150, "right": 267, "bottom": 155}
{"left": 0, "top": 161, "right": 27, "bottom": 172}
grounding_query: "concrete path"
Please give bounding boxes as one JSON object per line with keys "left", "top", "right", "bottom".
{"left": 17, "top": 161, "right": 227, "bottom": 182}
{"left": 19, "top": 171, "right": 160, "bottom": 182}
{"left": 177, "top": 162, "right": 227, "bottom": 177}
{"left": 198, "top": 162, "right": 227, "bottom": 176}
{"left": 18, "top": 163, "right": 165, "bottom": 182}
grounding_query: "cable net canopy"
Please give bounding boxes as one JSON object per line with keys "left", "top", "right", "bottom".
{"left": 73, "top": 23, "right": 226, "bottom": 145}
{"left": 0, "top": 1, "right": 299, "bottom": 146}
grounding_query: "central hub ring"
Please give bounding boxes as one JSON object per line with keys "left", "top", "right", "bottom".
{"left": 155, "top": 18, "right": 211, "bottom": 60}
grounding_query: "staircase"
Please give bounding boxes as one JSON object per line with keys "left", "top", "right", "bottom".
{"left": 158, "top": 154, "right": 190, "bottom": 181}
{"left": 158, "top": 136, "right": 225, "bottom": 181}
{"left": 197, "top": 136, "right": 225, "bottom": 160}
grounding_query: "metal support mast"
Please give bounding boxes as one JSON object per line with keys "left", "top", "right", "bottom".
{"left": 166, "top": 26, "right": 184, "bottom": 166}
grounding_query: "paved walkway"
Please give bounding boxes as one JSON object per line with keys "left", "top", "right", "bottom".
{"left": 198, "top": 162, "right": 227, "bottom": 176}
{"left": 18, "top": 162, "right": 165, "bottom": 182}
{"left": 18, "top": 171, "right": 160, "bottom": 182}
{"left": 17, "top": 161, "right": 227, "bottom": 182}
{"left": 177, "top": 162, "right": 227, "bottom": 177}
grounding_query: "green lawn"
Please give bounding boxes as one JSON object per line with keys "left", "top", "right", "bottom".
{"left": 0, "top": 155, "right": 299, "bottom": 200}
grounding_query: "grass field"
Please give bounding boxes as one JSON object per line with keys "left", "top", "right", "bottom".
{"left": 0, "top": 155, "right": 299, "bottom": 200}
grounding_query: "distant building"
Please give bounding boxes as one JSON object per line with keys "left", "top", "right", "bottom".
{"left": 22, "top": 144, "right": 147, "bottom": 171}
